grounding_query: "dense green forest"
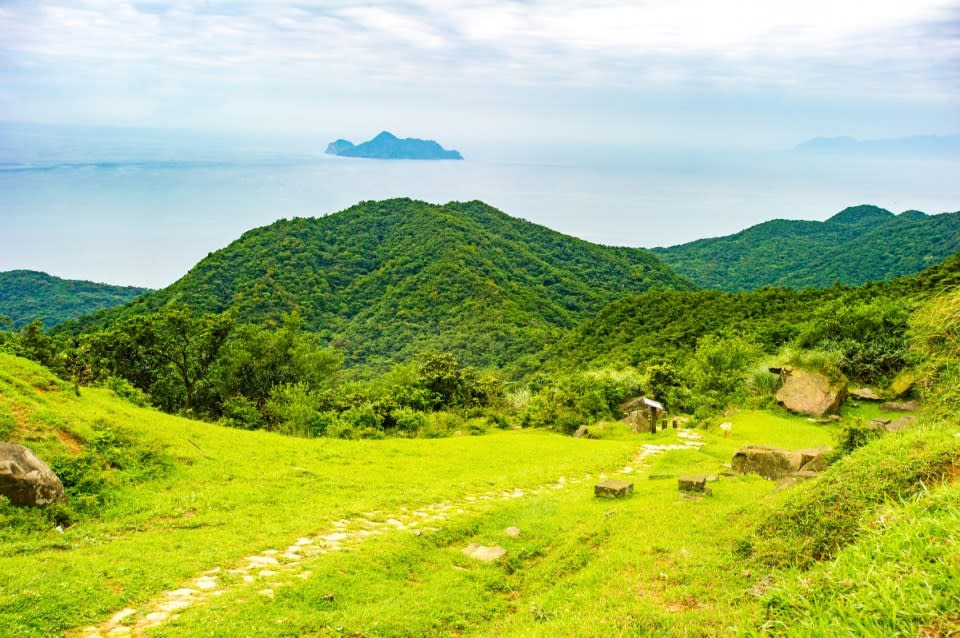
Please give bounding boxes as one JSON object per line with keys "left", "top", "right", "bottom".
{"left": 64, "top": 199, "right": 691, "bottom": 369}
{"left": 3, "top": 199, "right": 959, "bottom": 440}
{"left": 0, "top": 270, "right": 148, "bottom": 329}
{"left": 4, "top": 245, "right": 957, "bottom": 442}
{"left": 653, "top": 204, "right": 960, "bottom": 290}
{"left": 545, "top": 252, "right": 960, "bottom": 373}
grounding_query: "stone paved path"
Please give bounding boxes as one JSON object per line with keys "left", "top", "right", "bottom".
{"left": 75, "top": 430, "right": 704, "bottom": 637}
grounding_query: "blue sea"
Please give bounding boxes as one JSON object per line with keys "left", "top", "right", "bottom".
{"left": 1, "top": 122, "right": 957, "bottom": 288}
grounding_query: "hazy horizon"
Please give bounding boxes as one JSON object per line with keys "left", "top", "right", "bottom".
{"left": 2, "top": 120, "right": 958, "bottom": 288}
{"left": 1, "top": 2, "right": 958, "bottom": 287}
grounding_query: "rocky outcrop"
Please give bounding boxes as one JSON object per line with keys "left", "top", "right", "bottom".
{"left": 849, "top": 387, "right": 882, "bottom": 401}
{"left": 881, "top": 400, "right": 919, "bottom": 412}
{"left": 775, "top": 367, "right": 846, "bottom": 416}
{"left": 0, "top": 443, "right": 66, "bottom": 506}
{"left": 462, "top": 544, "right": 506, "bottom": 562}
{"left": 885, "top": 416, "right": 917, "bottom": 431}
{"left": 678, "top": 475, "right": 712, "bottom": 495}
{"left": 731, "top": 445, "right": 832, "bottom": 480}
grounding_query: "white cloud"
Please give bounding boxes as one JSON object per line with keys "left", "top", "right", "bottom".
{"left": 0, "top": 1, "right": 956, "bottom": 136}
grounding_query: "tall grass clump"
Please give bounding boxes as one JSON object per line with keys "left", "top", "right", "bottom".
{"left": 910, "top": 287, "right": 960, "bottom": 423}
{"left": 740, "top": 428, "right": 960, "bottom": 569}
{"left": 751, "top": 484, "right": 960, "bottom": 638}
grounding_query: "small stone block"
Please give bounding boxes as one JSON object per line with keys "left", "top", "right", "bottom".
{"left": 594, "top": 479, "right": 633, "bottom": 498}
{"left": 678, "top": 475, "right": 707, "bottom": 493}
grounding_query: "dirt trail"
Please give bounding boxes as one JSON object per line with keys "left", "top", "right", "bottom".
{"left": 74, "top": 430, "right": 704, "bottom": 638}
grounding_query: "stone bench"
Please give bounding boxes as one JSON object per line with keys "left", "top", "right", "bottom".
{"left": 594, "top": 479, "right": 633, "bottom": 499}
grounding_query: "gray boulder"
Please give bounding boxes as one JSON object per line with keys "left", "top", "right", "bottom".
{"left": 775, "top": 368, "right": 846, "bottom": 416}
{"left": 0, "top": 443, "right": 66, "bottom": 506}
{"left": 849, "top": 387, "right": 882, "bottom": 401}
{"left": 885, "top": 416, "right": 917, "bottom": 431}
{"left": 732, "top": 445, "right": 832, "bottom": 480}
{"left": 881, "top": 400, "right": 919, "bottom": 412}
{"left": 462, "top": 544, "right": 506, "bottom": 562}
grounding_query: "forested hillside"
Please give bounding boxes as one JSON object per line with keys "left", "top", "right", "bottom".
{"left": 0, "top": 270, "right": 148, "bottom": 329}
{"left": 653, "top": 204, "right": 960, "bottom": 290}
{"left": 543, "top": 252, "right": 960, "bottom": 378}
{"left": 69, "top": 198, "right": 692, "bottom": 368}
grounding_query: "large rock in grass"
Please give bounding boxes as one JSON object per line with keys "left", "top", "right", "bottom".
{"left": 881, "top": 400, "right": 919, "bottom": 412}
{"left": 775, "top": 368, "right": 846, "bottom": 416}
{"left": 0, "top": 443, "right": 66, "bottom": 506}
{"left": 731, "top": 445, "right": 832, "bottom": 480}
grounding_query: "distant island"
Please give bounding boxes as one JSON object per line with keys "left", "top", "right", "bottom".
{"left": 325, "top": 131, "right": 463, "bottom": 160}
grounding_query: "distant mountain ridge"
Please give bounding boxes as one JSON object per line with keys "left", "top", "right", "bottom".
{"left": 794, "top": 134, "right": 960, "bottom": 155}
{"left": 325, "top": 131, "right": 463, "bottom": 160}
{"left": 73, "top": 199, "right": 691, "bottom": 367}
{"left": 652, "top": 204, "right": 960, "bottom": 290}
{"left": 0, "top": 270, "right": 149, "bottom": 328}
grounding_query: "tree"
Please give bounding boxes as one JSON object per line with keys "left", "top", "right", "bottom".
{"left": 84, "top": 307, "right": 235, "bottom": 414}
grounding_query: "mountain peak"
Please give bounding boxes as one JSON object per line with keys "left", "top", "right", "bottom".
{"left": 373, "top": 130, "right": 398, "bottom": 141}
{"left": 77, "top": 199, "right": 689, "bottom": 367}
{"left": 826, "top": 205, "right": 894, "bottom": 225}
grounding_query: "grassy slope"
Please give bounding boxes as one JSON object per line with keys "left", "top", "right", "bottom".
{"left": 3, "top": 352, "right": 957, "bottom": 637}
{"left": 0, "top": 354, "right": 637, "bottom": 637}
{"left": 653, "top": 205, "right": 960, "bottom": 291}
{"left": 0, "top": 352, "right": 837, "bottom": 637}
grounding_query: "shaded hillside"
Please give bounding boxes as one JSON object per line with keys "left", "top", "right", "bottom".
{"left": 653, "top": 205, "right": 960, "bottom": 290}
{"left": 545, "top": 250, "right": 960, "bottom": 371}
{"left": 72, "top": 199, "right": 692, "bottom": 367}
{"left": 0, "top": 270, "right": 149, "bottom": 329}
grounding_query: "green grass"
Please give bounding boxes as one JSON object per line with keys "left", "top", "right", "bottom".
{"left": 741, "top": 426, "right": 960, "bottom": 570}
{"left": 750, "top": 482, "right": 960, "bottom": 637}
{"left": 0, "top": 354, "right": 637, "bottom": 637}
{"left": 2, "top": 353, "right": 957, "bottom": 637}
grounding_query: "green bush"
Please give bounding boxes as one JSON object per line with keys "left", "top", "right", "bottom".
{"left": 220, "top": 395, "right": 266, "bottom": 430}
{"left": 264, "top": 382, "right": 328, "bottom": 437}
{"left": 102, "top": 376, "right": 151, "bottom": 407}
{"left": 392, "top": 407, "right": 428, "bottom": 433}
{"left": 685, "top": 333, "right": 760, "bottom": 413}
{"left": 340, "top": 404, "right": 382, "bottom": 430}
{"left": 421, "top": 411, "right": 465, "bottom": 438}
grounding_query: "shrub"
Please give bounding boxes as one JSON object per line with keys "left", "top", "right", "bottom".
{"left": 340, "top": 404, "right": 381, "bottom": 430}
{"left": 421, "top": 412, "right": 465, "bottom": 438}
{"left": 392, "top": 407, "right": 428, "bottom": 434}
{"left": 102, "top": 376, "right": 151, "bottom": 407}
{"left": 685, "top": 334, "right": 760, "bottom": 414}
{"left": 220, "top": 395, "right": 266, "bottom": 430}
{"left": 264, "top": 382, "right": 327, "bottom": 437}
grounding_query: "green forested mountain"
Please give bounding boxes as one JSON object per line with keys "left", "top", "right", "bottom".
{"left": 544, "top": 250, "right": 960, "bottom": 373}
{"left": 653, "top": 205, "right": 960, "bottom": 290}
{"left": 72, "top": 199, "right": 691, "bottom": 368}
{"left": 0, "top": 270, "right": 149, "bottom": 329}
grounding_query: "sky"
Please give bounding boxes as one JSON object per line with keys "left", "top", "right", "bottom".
{"left": 1, "top": 0, "right": 958, "bottom": 148}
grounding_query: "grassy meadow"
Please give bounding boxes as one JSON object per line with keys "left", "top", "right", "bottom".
{"left": 2, "top": 351, "right": 958, "bottom": 637}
